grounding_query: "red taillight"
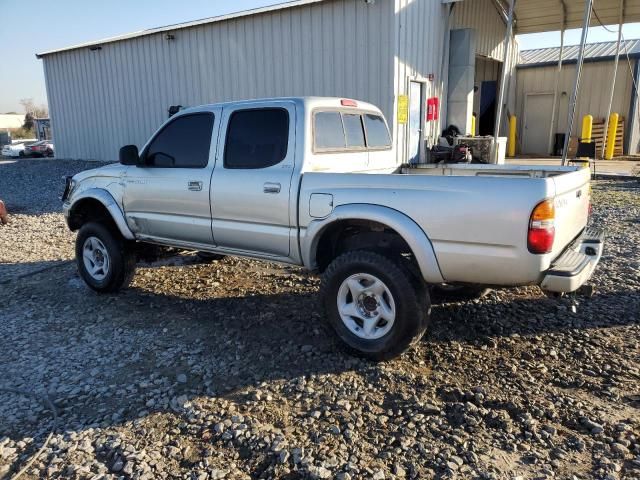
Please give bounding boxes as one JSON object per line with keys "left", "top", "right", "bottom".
{"left": 528, "top": 228, "right": 555, "bottom": 254}
{"left": 528, "top": 199, "right": 555, "bottom": 254}
{"left": 340, "top": 99, "right": 358, "bottom": 107}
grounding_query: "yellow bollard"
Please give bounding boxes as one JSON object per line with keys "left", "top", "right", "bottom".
{"left": 581, "top": 115, "right": 593, "bottom": 143}
{"left": 508, "top": 115, "right": 516, "bottom": 157}
{"left": 471, "top": 115, "right": 476, "bottom": 137}
{"left": 605, "top": 113, "right": 619, "bottom": 160}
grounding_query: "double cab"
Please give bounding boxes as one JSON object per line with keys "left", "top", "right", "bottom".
{"left": 63, "top": 97, "right": 604, "bottom": 359}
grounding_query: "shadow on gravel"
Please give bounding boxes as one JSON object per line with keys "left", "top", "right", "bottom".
{"left": 1, "top": 255, "right": 638, "bottom": 446}
{"left": 0, "top": 260, "right": 72, "bottom": 284}
{"left": 426, "top": 290, "right": 640, "bottom": 344}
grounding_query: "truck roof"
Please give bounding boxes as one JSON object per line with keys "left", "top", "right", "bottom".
{"left": 179, "top": 97, "right": 383, "bottom": 115}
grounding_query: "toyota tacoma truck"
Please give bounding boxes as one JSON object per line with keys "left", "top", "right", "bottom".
{"left": 62, "top": 97, "right": 604, "bottom": 360}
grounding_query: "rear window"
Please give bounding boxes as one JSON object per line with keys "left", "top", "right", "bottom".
{"left": 315, "top": 112, "right": 345, "bottom": 149}
{"left": 342, "top": 114, "right": 366, "bottom": 148}
{"left": 313, "top": 110, "right": 391, "bottom": 152}
{"left": 363, "top": 114, "right": 391, "bottom": 148}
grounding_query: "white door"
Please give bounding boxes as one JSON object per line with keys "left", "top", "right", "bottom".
{"left": 523, "top": 93, "right": 554, "bottom": 155}
{"left": 408, "top": 81, "right": 425, "bottom": 164}
{"left": 124, "top": 108, "right": 221, "bottom": 245}
{"left": 210, "top": 101, "right": 296, "bottom": 258}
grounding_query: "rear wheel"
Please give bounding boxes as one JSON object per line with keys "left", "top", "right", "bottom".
{"left": 76, "top": 222, "right": 136, "bottom": 293}
{"left": 320, "top": 250, "right": 429, "bottom": 361}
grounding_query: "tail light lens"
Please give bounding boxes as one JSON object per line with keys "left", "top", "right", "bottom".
{"left": 528, "top": 199, "right": 555, "bottom": 254}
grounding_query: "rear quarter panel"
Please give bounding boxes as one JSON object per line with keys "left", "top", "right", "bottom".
{"left": 299, "top": 172, "right": 558, "bottom": 285}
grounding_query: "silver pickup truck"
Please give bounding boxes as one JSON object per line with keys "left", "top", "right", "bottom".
{"left": 63, "top": 97, "right": 604, "bottom": 360}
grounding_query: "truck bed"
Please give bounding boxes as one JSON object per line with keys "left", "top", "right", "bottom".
{"left": 400, "top": 163, "right": 578, "bottom": 178}
{"left": 300, "top": 163, "right": 591, "bottom": 286}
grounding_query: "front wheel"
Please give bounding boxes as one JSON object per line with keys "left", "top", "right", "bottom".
{"left": 320, "top": 251, "right": 430, "bottom": 361}
{"left": 76, "top": 222, "right": 136, "bottom": 293}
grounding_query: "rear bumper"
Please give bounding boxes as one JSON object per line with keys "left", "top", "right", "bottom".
{"left": 540, "top": 227, "right": 604, "bottom": 293}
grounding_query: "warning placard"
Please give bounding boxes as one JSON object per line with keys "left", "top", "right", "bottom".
{"left": 397, "top": 95, "right": 409, "bottom": 124}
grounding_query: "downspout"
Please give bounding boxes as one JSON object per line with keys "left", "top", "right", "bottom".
{"left": 561, "top": 0, "right": 593, "bottom": 165}
{"left": 626, "top": 58, "right": 640, "bottom": 154}
{"left": 548, "top": 1, "right": 566, "bottom": 155}
{"left": 439, "top": 2, "right": 457, "bottom": 145}
{"left": 601, "top": 0, "right": 624, "bottom": 158}
{"left": 493, "top": 0, "right": 516, "bottom": 162}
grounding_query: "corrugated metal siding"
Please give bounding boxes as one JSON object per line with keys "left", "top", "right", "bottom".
{"left": 519, "top": 40, "right": 640, "bottom": 66}
{"left": 516, "top": 60, "right": 636, "bottom": 152}
{"left": 43, "top": 0, "right": 394, "bottom": 161}
{"left": 452, "top": 0, "right": 506, "bottom": 61}
{"left": 393, "top": 0, "right": 449, "bottom": 162}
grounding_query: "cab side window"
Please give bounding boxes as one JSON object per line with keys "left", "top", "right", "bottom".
{"left": 224, "top": 108, "right": 289, "bottom": 169}
{"left": 144, "top": 113, "right": 214, "bottom": 168}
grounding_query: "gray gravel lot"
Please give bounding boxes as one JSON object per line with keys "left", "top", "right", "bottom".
{"left": 0, "top": 159, "right": 639, "bottom": 480}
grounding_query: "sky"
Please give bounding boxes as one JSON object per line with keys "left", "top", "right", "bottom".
{"left": 1, "top": 0, "right": 640, "bottom": 114}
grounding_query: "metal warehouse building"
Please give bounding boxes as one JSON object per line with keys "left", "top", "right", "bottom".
{"left": 517, "top": 40, "right": 640, "bottom": 156}
{"left": 37, "top": 0, "right": 640, "bottom": 163}
{"left": 36, "top": 0, "right": 519, "bottom": 163}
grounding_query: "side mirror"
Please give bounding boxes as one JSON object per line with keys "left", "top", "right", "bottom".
{"left": 119, "top": 145, "right": 139, "bottom": 165}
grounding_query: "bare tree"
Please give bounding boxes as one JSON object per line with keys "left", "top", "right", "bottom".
{"left": 19, "top": 98, "right": 48, "bottom": 131}
{"left": 19, "top": 98, "right": 48, "bottom": 118}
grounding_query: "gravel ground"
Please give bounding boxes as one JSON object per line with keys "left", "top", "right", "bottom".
{"left": 0, "top": 159, "right": 639, "bottom": 480}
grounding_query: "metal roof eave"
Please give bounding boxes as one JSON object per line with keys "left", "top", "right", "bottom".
{"left": 517, "top": 53, "right": 640, "bottom": 68}
{"left": 35, "top": 0, "right": 326, "bottom": 58}
{"left": 514, "top": 0, "right": 640, "bottom": 34}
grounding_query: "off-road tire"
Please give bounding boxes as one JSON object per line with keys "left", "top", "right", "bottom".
{"left": 76, "top": 222, "right": 136, "bottom": 293}
{"left": 320, "top": 250, "right": 430, "bottom": 361}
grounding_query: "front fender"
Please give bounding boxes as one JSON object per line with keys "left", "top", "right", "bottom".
{"left": 301, "top": 204, "right": 444, "bottom": 283}
{"left": 63, "top": 188, "right": 135, "bottom": 240}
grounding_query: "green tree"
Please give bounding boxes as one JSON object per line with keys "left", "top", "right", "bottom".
{"left": 23, "top": 112, "right": 34, "bottom": 131}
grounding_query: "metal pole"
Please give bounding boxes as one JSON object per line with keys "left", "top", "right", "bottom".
{"left": 601, "top": 0, "right": 624, "bottom": 159}
{"left": 493, "top": 0, "right": 516, "bottom": 162}
{"left": 561, "top": 0, "right": 593, "bottom": 165}
{"left": 548, "top": 9, "right": 566, "bottom": 155}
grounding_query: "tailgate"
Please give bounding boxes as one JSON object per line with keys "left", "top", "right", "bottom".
{"left": 551, "top": 168, "right": 590, "bottom": 257}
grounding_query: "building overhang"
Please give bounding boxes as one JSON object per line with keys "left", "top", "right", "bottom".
{"left": 500, "top": 0, "right": 640, "bottom": 34}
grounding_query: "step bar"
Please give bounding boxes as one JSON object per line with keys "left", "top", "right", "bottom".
{"left": 540, "top": 227, "right": 605, "bottom": 293}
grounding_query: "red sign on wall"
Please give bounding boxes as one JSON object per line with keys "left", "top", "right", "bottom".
{"left": 426, "top": 97, "right": 439, "bottom": 121}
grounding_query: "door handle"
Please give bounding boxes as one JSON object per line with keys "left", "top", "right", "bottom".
{"left": 188, "top": 181, "right": 203, "bottom": 191}
{"left": 263, "top": 182, "right": 281, "bottom": 194}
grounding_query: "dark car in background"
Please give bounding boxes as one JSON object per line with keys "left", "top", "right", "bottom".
{"left": 24, "top": 140, "right": 54, "bottom": 157}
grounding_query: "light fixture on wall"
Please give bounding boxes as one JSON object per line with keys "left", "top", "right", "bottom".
{"left": 165, "top": 33, "right": 176, "bottom": 41}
